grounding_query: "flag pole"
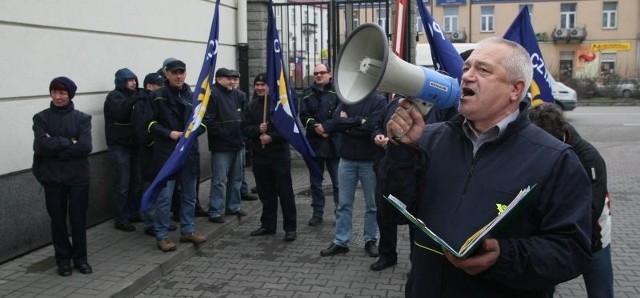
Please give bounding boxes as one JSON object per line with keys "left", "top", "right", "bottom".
{"left": 262, "top": 93, "right": 267, "bottom": 148}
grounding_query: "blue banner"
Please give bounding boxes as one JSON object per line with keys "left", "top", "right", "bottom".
{"left": 140, "top": 0, "right": 220, "bottom": 213}
{"left": 266, "top": 0, "right": 321, "bottom": 177}
{"left": 416, "top": 0, "right": 464, "bottom": 84}
{"left": 503, "top": 6, "right": 554, "bottom": 104}
{"left": 436, "top": 0, "right": 465, "bottom": 5}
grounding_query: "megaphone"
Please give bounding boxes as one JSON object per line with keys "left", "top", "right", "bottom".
{"left": 334, "top": 23, "right": 460, "bottom": 112}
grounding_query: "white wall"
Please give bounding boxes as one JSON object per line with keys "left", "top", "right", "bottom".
{"left": 0, "top": 0, "right": 240, "bottom": 175}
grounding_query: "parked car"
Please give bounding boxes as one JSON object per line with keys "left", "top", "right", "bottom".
{"left": 595, "top": 78, "right": 640, "bottom": 98}
{"left": 552, "top": 81, "right": 578, "bottom": 111}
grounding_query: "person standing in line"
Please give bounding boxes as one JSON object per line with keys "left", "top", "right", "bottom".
{"left": 242, "top": 73, "right": 297, "bottom": 241}
{"left": 204, "top": 68, "right": 249, "bottom": 223}
{"left": 104, "top": 68, "right": 144, "bottom": 232}
{"left": 228, "top": 69, "right": 258, "bottom": 202}
{"left": 381, "top": 37, "right": 592, "bottom": 297}
{"left": 146, "top": 59, "right": 207, "bottom": 252}
{"left": 33, "top": 77, "right": 93, "bottom": 276}
{"left": 528, "top": 103, "right": 613, "bottom": 298}
{"left": 319, "top": 92, "right": 386, "bottom": 257}
{"left": 299, "top": 63, "right": 341, "bottom": 227}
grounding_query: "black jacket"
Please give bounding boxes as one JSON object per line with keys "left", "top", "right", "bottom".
{"left": 146, "top": 83, "right": 204, "bottom": 177}
{"left": 32, "top": 101, "right": 92, "bottom": 185}
{"left": 299, "top": 81, "right": 340, "bottom": 158}
{"left": 204, "top": 83, "right": 246, "bottom": 152}
{"left": 104, "top": 70, "right": 142, "bottom": 148}
{"left": 241, "top": 93, "right": 290, "bottom": 164}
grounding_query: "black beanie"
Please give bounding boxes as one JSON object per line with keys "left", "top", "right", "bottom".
{"left": 49, "top": 76, "right": 77, "bottom": 100}
{"left": 254, "top": 73, "right": 267, "bottom": 85}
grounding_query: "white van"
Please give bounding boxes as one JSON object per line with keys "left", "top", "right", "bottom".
{"left": 414, "top": 43, "right": 577, "bottom": 111}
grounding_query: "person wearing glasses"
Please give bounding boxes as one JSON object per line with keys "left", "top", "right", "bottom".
{"left": 299, "top": 64, "right": 341, "bottom": 227}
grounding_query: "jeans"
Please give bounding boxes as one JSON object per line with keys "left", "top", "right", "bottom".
{"left": 240, "top": 147, "right": 249, "bottom": 196}
{"left": 108, "top": 145, "right": 141, "bottom": 225}
{"left": 309, "top": 156, "right": 340, "bottom": 219}
{"left": 334, "top": 158, "right": 378, "bottom": 247}
{"left": 154, "top": 168, "right": 197, "bottom": 240}
{"left": 208, "top": 150, "right": 243, "bottom": 217}
{"left": 583, "top": 245, "right": 614, "bottom": 298}
{"left": 44, "top": 184, "right": 89, "bottom": 266}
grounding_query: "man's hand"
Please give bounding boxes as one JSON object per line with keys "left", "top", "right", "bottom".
{"left": 169, "top": 131, "right": 183, "bottom": 140}
{"left": 443, "top": 238, "right": 500, "bottom": 275}
{"left": 386, "top": 98, "right": 425, "bottom": 146}
{"left": 373, "top": 134, "right": 389, "bottom": 148}
{"left": 259, "top": 122, "right": 268, "bottom": 134}
{"left": 259, "top": 134, "right": 272, "bottom": 145}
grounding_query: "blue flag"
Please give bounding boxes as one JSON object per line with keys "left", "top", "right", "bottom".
{"left": 266, "top": 0, "right": 320, "bottom": 177}
{"left": 416, "top": 0, "right": 464, "bottom": 83}
{"left": 140, "top": 0, "right": 220, "bottom": 213}
{"left": 504, "top": 6, "right": 554, "bottom": 104}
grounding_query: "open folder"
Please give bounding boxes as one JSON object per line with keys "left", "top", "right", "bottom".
{"left": 384, "top": 185, "right": 535, "bottom": 258}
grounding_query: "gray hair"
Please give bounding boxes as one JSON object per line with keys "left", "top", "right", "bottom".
{"left": 477, "top": 37, "right": 533, "bottom": 102}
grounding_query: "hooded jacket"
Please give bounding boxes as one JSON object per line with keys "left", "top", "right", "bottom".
{"left": 104, "top": 68, "right": 141, "bottom": 148}
{"left": 379, "top": 103, "right": 592, "bottom": 297}
{"left": 32, "top": 101, "right": 92, "bottom": 185}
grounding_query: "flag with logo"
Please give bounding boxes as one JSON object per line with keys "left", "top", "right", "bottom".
{"left": 504, "top": 6, "right": 554, "bottom": 105}
{"left": 266, "top": 0, "right": 320, "bottom": 177}
{"left": 416, "top": 0, "right": 464, "bottom": 83}
{"left": 141, "top": 0, "right": 220, "bottom": 213}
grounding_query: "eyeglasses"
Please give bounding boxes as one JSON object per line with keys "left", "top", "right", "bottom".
{"left": 313, "top": 71, "right": 329, "bottom": 76}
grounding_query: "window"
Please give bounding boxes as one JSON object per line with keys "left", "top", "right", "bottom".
{"left": 560, "top": 3, "right": 576, "bottom": 29}
{"left": 480, "top": 6, "right": 494, "bottom": 32}
{"left": 600, "top": 52, "right": 616, "bottom": 75}
{"left": 602, "top": 2, "right": 617, "bottom": 29}
{"left": 443, "top": 7, "right": 458, "bottom": 32}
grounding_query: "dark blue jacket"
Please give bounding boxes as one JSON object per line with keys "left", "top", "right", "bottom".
{"left": 325, "top": 93, "right": 385, "bottom": 161}
{"left": 379, "top": 103, "right": 592, "bottom": 297}
{"left": 299, "top": 81, "right": 340, "bottom": 158}
{"left": 104, "top": 68, "right": 141, "bottom": 148}
{"left": 32, "top": 101, "right": 92, "bottom": 185}
{"left": 241, "top": 93, "right": 290, "bottom": 164}
{"left": 204, "top": 83, "right": 246, "bottom": 152}
{"left": 146, "top": 83, "right": 204, "bottom": 177}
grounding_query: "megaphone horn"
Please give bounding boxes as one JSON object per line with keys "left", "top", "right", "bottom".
{"left": 334, "top": 23, "right": 460, "bottom": 111}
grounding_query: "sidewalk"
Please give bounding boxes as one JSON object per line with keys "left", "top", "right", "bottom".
{"left": 0, "top": 160, "right": 310, "bottom": 298}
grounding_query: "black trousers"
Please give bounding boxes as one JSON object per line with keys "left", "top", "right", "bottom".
{"left": 252, "top": 159, "right": 297, "bottom": 232}
{"left": 44, "top": 184, "right": 89, "bottom": 266}
{"left": 376, "top": 193, "right": 399, "bottom": 261}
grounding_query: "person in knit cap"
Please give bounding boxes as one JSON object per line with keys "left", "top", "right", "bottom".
{"left": 242, "top": 73, "right": 297, "bottom": 241}
{"left": 104, "top": 68, "right": 144, "bottom": 232}
{"left": 32, "top": 77, "right": 93, "bottom": 276}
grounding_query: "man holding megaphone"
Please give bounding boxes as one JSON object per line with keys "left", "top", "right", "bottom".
{"left": 376, "top": 37, "right": 593, "bottom": 297}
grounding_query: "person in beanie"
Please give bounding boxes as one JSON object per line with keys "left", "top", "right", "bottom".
{"left": 146, "top": 59, "right": 207, "bottom": 252}
{"left": 32, "top": 77, "right": 93, "bottom": 276}
{"left": 204, "top": 67, "right": 249, "bottom": 223}
{"left": 242, "top": 73, "right": 297, "bottom": 241}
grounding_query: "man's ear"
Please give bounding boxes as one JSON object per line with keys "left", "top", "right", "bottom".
{"left": 511, "top": 80, "right": 526, "bottom": 102}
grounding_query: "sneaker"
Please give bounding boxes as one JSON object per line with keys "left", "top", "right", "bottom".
{"left": 180, "top": 232, "right": 207, "bottom": 245}
{"left": 308, "top": 216, "right": 323, "bottom": 226}
{"left": 157, "top": 238, "right": 176, "bottom": 252}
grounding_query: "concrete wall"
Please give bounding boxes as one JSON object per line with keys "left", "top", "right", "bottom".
{"left": 0, "top": 0, "right": 235, "bottom": 263}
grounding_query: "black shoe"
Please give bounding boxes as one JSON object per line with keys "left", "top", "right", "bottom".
{"left": 57, "top": 264, "right": 72, "bottom": 277}
{"left": 74, "top": 263, "right": 93, "bottom": 274}
{"left": 284, "top": 231, "right": 297, "bottom": 241}
{"left": 250, "top": 227, "right": 276, "bottom": 236}
{"left": 144, "top": 229, "right": 156, "bottom": 237}
{"left": 129, "top": 214, "right": 144, "bottom": 223}
{"left": 364, "top": 241, "right": 379, "bottom": 258}
{"left": 308, "top": 216, "right": 323, "bottom": 226}
{"left": 370, "top": 257, "right": 397, "bottom": 271}
{"left": 195, "top": 209, "right": 209, "bottom": 217}
{"left": 251, "top": 187, "right": 258, "bottom": 194}
{"left": 209, "top": 216, "right": 225, "bottom": 223}
{"left": 168, "top": 224, "right": 177, "bottom": 231}
{"left": 225, "top": 210, "right": 247, "bottom": 216}
{"left": 320, "top": 243, "right": 349, "bottom": 257}
{"left": 171, "top": 213, "right": 180, "bottom": 222}
{"left": 115, "top": 223, "right": 136, "bottom": 232}
{"left": 241, "top": 194, "right": 258, "bottom": 201}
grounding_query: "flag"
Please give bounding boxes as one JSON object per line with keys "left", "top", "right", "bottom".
{"left": 416, "top": 0, "right": 464, "bottom": 83}
{"left": 504, "top": 6, "right": 554, "bottom": 105}
{"left": 266, "top": 0, "right": 320, "bottom": 177}
{"left": 140, "top": 0, "right": 221, "bottom": 213}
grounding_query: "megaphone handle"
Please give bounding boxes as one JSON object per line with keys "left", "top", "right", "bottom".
{"left": 407, "top": 97, "right": 431, "bottom": 116}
